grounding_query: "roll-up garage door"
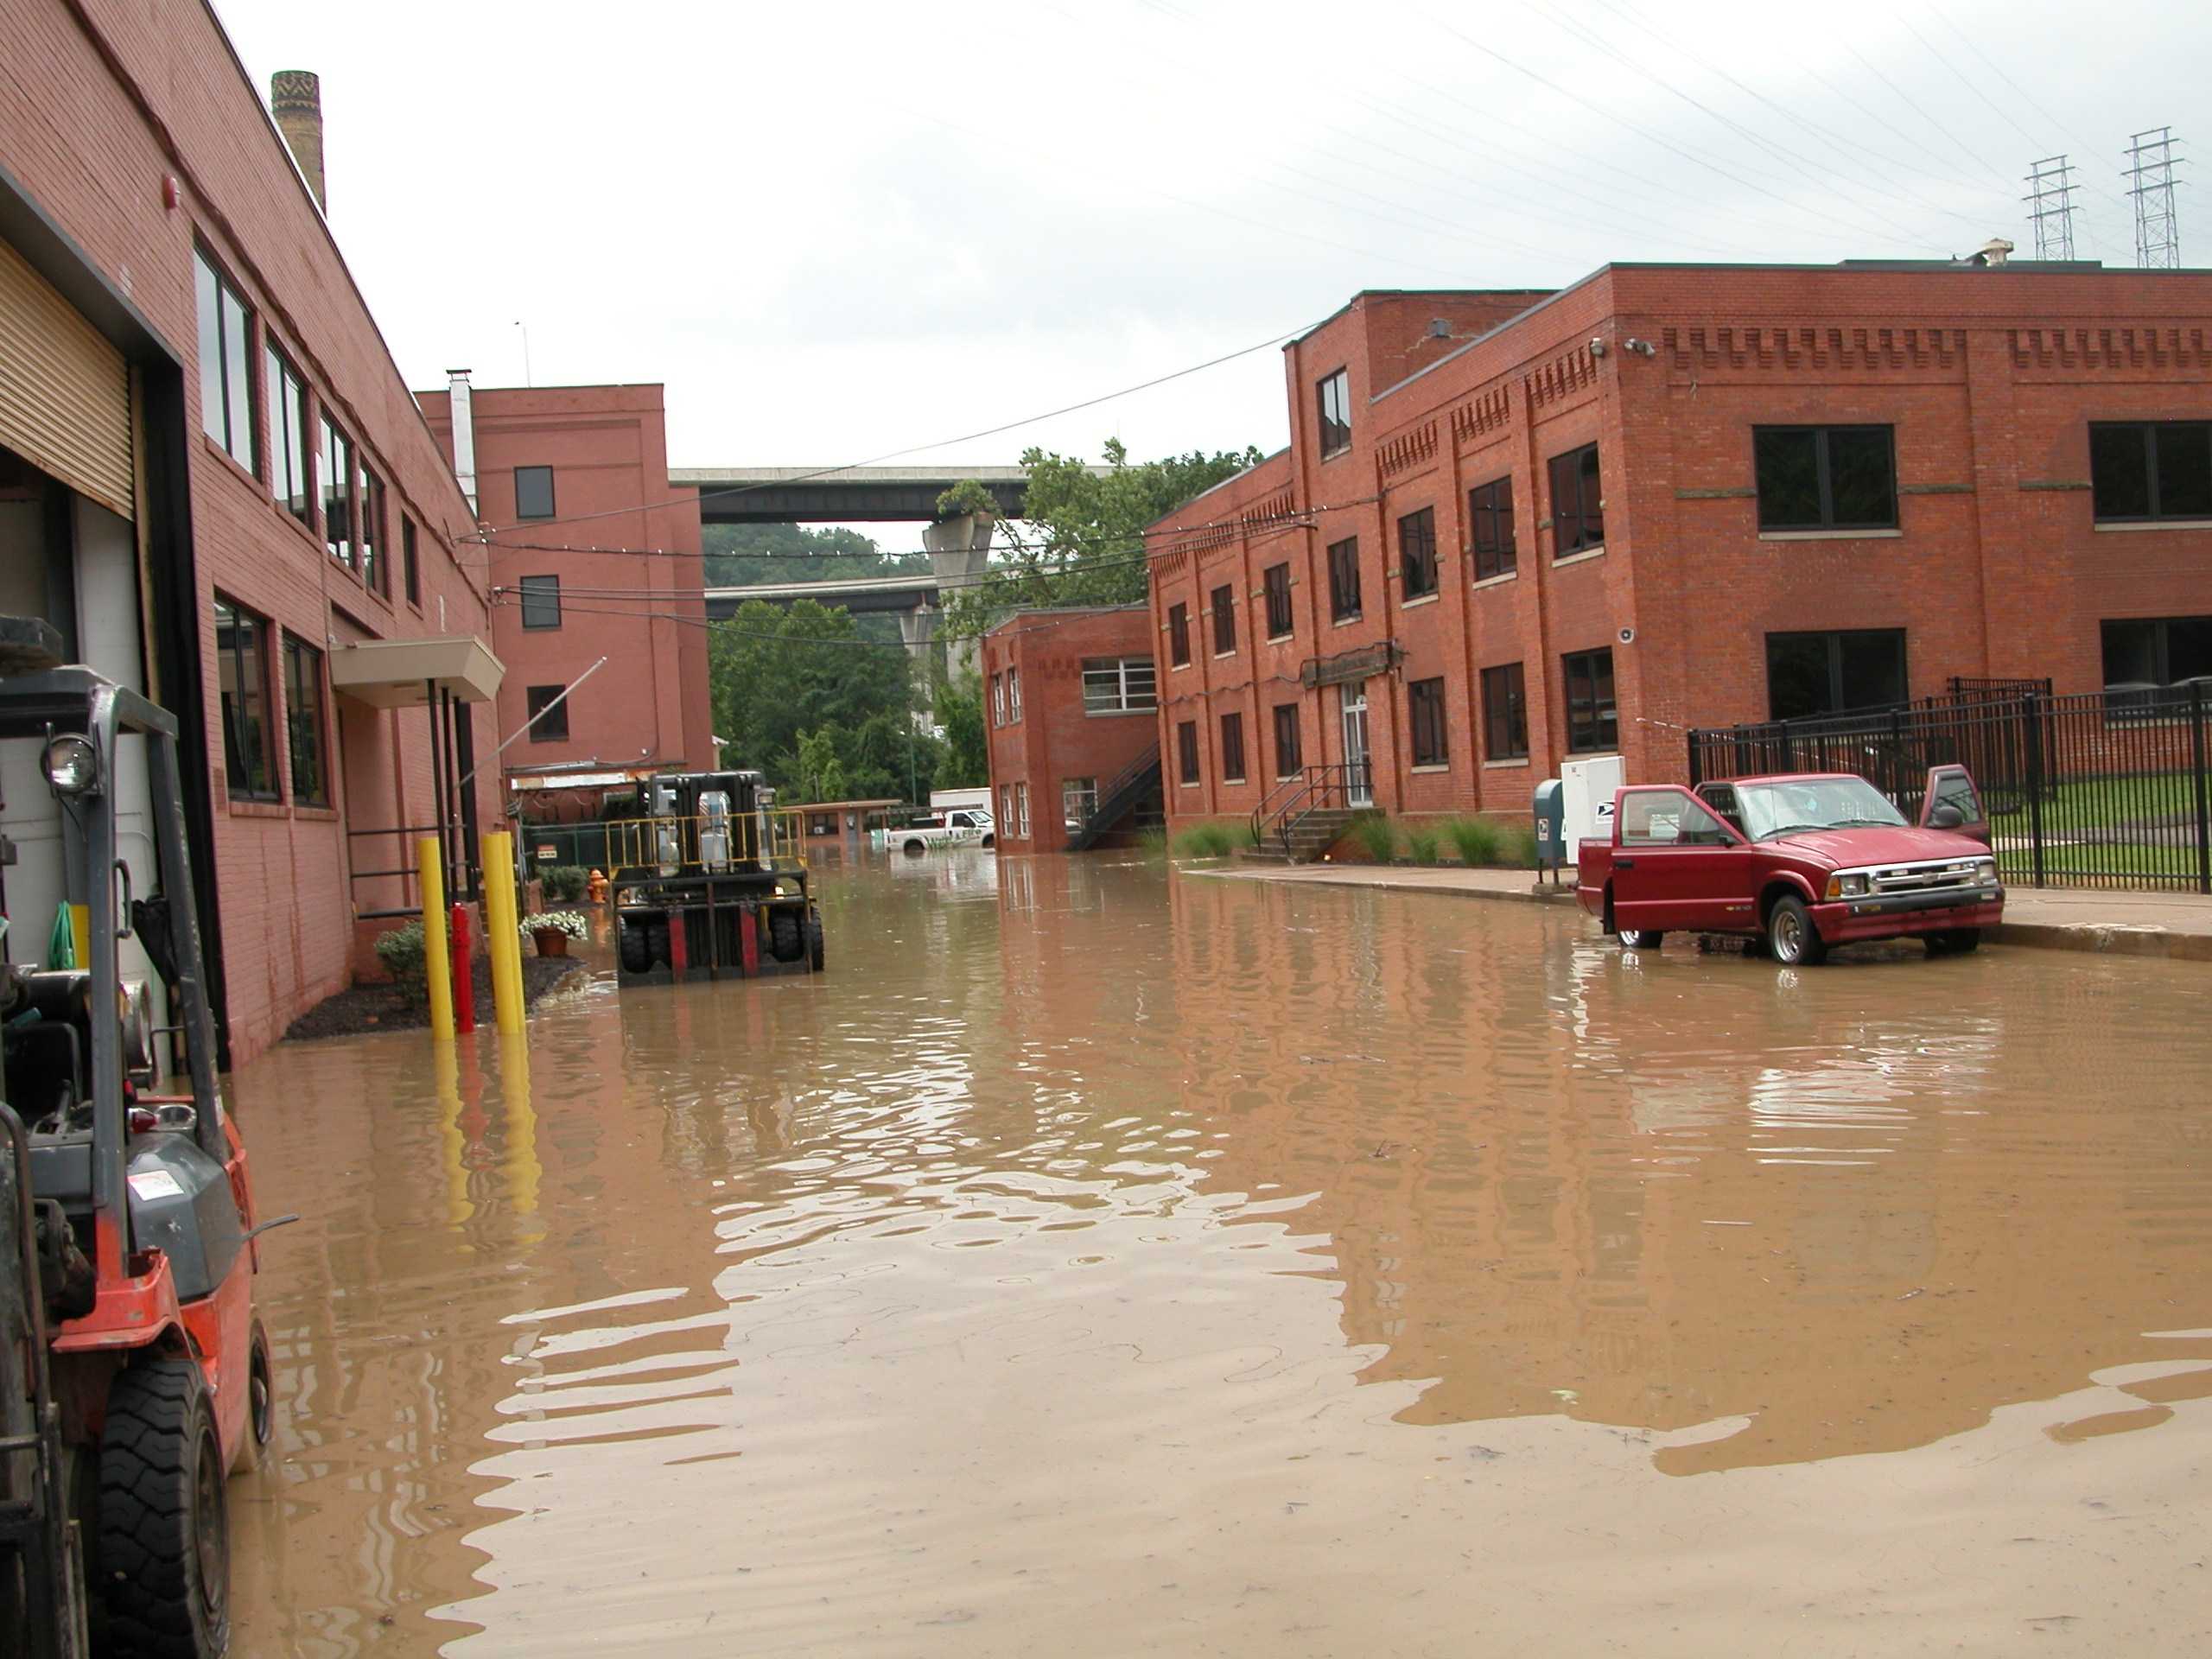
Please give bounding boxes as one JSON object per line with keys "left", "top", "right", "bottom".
{"left": 0, "top": 233, "right": 134, "bottom": 519}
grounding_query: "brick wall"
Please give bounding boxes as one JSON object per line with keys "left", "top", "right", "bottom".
{"left": 982, "top": 607, "right": 1158, "bottom": 853}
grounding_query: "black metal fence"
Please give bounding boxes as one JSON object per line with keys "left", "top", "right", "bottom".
{"left": 1688, "top": 683, "right": 2212, "bottom": 894}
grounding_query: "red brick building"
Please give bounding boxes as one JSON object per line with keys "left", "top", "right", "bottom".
{"left": 981, "top": 606, "right": 1161, "bottom": 854}
{"left": 1146, "top": 264, "right": 2212, "bottom": 836}
{"left": 2, "top": 3, "right": 500, "bottom": 1065}
{"left": 417, "top": 381, "right": 715, "bottom": 811}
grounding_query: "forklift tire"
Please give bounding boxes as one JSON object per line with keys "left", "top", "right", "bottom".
{"left": 647, "top": 920, "right": 671, "bottom": 968}
{"left": 247, "top": 1320, "right": 275, "bottom": 1454}
{"left": 807, "top": 912, "right": 825, "bottom": 973}
{"left": 98, "top": 1357, "right": 230, "bottom": 1658}
{"left": 768, "top": 908, "right": 803, "bottom": 963}
{"left": 619, "top": 920, "right": 651, "bottom": 975}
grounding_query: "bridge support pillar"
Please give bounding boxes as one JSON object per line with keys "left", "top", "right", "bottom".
{"left": 899, "top": 605, "right": 939, "bottom": 665}
{"left": 923, "top": 512, "right": 994, "bottom": 679}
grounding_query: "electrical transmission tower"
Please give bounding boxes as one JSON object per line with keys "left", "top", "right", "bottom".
{"left": 2123, "top": 128, "right": 2183, "bottom": 268}
{"left": 2024, "top": 156, "right": 2078, "bottom": 260}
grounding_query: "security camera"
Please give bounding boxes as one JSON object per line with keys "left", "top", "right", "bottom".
{"left": 1618, "top": 626, "right": 1636, "bottom": 645}
{"left": 1623, "top": 337, "right": 1658, "bottom": 357}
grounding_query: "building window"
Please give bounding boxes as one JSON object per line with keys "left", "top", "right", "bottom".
{"left": 1219, "top": 712, "right": 1246, "bottom": 782}
{"left": 1082, "top": 656, "right": 1156, "bottom": 714}
{"left": 1764, "top": 629, "right": 1908, "bottom": 721}
{"left": 2101, "top": 615, "right": 2212, "bottom": 691}
{"left": 1408, "top": 677, "right": 1448, "bottom": 767}
{"left": 1063, "top": 777, "right": 1098, "bottom": 829}
{"left": 1316, "top": 367, "right": 1351, "bottom": 457}
{"left": 1177, "top": 720, "right": 1200, "bottom": 785}
{"left": 1211, "top": 583, "right": 1236, "bottom": 654}
{"left": 1263, "top": 563, "right": 1294, "bottom": 639}
{"left": 194, "top": 249, "right": 257, "bottom": 472}
{"left": 1273, "top": 702, "right": 1302, "bottom": 776}
{"left": 321, "top": 416, "right": 354, "bottom": 568}
{"left": 1399, "top": 506, "right": 1439, "bottom": 599}
{"left": 360, "top": 468, "right": 387, "bottom": 594}
{"left": 1327, "top": 537, "right": 1361, "bottom": 621}
{"left": 213, "top": 595, "right": 276, "bottom": 800}
{"left": 1754, "top": 425, "right": 1897, "bottom": 531}
{"left": 989, "top": 672, "right": 1004, "bottom": 726}
{"left": 1469, "top": 476, "right": 1516, "bottom": 580}
{"left": 2090, "top": 422, "right": 2212, "bottom": 523}
{"left": 1563, "top": 648, "right": 1617, "bottom": 752}
{"left": 283, "top": 633, "right": 329, "bottom": 806}
{"left": 1548, "top": 442, "right": 1604, "bottom": 555}
{"left": 1481, "top": 663, "right": 1528, "bottom": 760}
{"left": 525, "top": 683, "right": 569, "bottom": 743}
{"left": 1001, "top": 785, "right": 1015, "bottom": 827}
{"left": 402, "top": 516, "right": 421, "bottom": 606}
{"left": 1007, "top": 666, "right": 1022, "bottom": 721}
{"left": 265, "top": 339, "right": 310, "bottom": 526}
{"left": 514, "top": 465, "right": 556, "bottom": 520}
{"left": 1014, "top": 780, "right": 1030, "bottom": 838}
{"left": 1168, "top": 603, "right": 1192, "bottom": 667}
{"left": 519, "top": 574, "right": 562, "bottom": 630}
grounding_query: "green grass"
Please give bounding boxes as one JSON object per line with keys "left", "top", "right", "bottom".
{"left": 1237, "top": 815, "right": 1264, "bottom": 849}
{"left": 1351, "top": 811, "right": 1397, "bottom": 863}
{"left": 1443, "top": 815, "right": 1503, "bottom": 866}
{"left": 1171, "top": 822, "right": 1236, "bottom": 860}
{"left": 2028, "top": 772, "right": 2196, "bottom": 832}
{"left": 1135, "top": 826, "right": 1169, "bottom": 861}
{"left": 1999, "top": 841, "right": 2205, "bottom": 881}
{"left": 1406, "top": 825, "right": 1442, "bottom": 865}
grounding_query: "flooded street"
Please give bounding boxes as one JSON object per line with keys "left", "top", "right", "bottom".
{"left": 225, "top": 853, "right": 2212, "bottom": 1656}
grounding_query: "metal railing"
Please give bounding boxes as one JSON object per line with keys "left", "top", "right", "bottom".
{"left": 1251, "top": 761, "right": 1371, "bottom": 855}
{"left": 603, "top": 810, "right": 806, "bottom": 880}
{"left": 1068, "top": 745, "right": 1161, "bottom": 851}
{"left": 346, "top": 823, "right": 447, "bottom": 920}
{"left": 1688, "top": 683, "right": 2211, "bottom": 893}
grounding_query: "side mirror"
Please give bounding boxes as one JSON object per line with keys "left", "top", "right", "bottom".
{"left": 1929, "top": 804, "right": 1964, "bottom": 830}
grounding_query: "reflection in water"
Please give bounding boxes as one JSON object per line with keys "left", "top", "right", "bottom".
{"left": 225, "top": 852, "right": 2212, "bottom": 1655}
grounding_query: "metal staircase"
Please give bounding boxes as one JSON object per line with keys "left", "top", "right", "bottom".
{"left": 1247, "top": 763, "right": 1370, "bottom": 862}
{"left": 1066, "top": 745, "right": 1161, "bottom": 852}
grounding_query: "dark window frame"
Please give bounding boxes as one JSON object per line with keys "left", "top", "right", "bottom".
{"left": 525, "top": 683, "right": 570, "bottom": 744}
{"left": 321, "top": 414, "right": 355, "bottom": 569}
{"left": 1326, "top": 537, "right": 1362, "bottom": 622}
{"left": 213, "top": 594, "right": 278, "bottom": 802}
{"left": 1263, "top": 563, "right": 1294, "bottom": 639}
{"left": 1273, "top": 702, "right": 1302, "bottom": 777}
{"left": 2100, "top": 615, "right": 2212, "bottom": 689}
{"left": 1176, "top": 719, "right": 1201, "bottom": 785}
{"left": 282, "top": 632, "right": 330, "bottom": 807}
{"left": 402, "top": 515, "right": 421, "bottom": 607}
{"left": 1481, "top": 662, "right": 1529, "bottom": 760}
{"left": 359, "top": 467, "right": 387, "bottom": 595}
{"left": 1168, "top": 602, "right": 1192, "bottom": 668}
{"left": 194, "top": 246, "right": 258, "bottom": 473}
{"left": 1081, "top": 656, "right": 1157, "bottom": 714}
{"left": 1563, "top": 647, "right": 1618, "bottom": 753}
{"left": 1408, "top": 677, "right": 1449, "bottom": 768}
{"left": 1399, "top": 505, "right": 1439, "bottom": 599}
{"left": 1211, "top": 582, "right": 1236, "bottom": 655}
{"left": 519, "top": 574, "right": 563, "bottom": 631}
{"left": 1763, "top": 628, "right": 1909, "bottom": 721}
{"left": 1219, "top": 711, "right": 1247, "bottom": 782}
{"left": 2089, "top": 422, "right": 2212, "bottom": 523}
{"left": 1469, "top": 475, "right": 1516, "bottom": 580}
{"left": 1548, "top": 442, "right": 1604, "bottom": 556}
{"left": 1316, "top": 368, "right": 1352, "bottom": 458}
{"left": 514, "top": 464, "right": 556, "bottom": 521}
{"left": 1753, "top": 424, "right": 1899, "bottom": 531}
{"left": 264, "top": 336, "right": 312, "bottom": 527}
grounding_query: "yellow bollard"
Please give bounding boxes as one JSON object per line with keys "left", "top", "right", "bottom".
{"left": 480, "top": 830, "right": 525, "bottom": 1033}
{"left": 417, "top": 837, "right": 454, "bottom": 1041}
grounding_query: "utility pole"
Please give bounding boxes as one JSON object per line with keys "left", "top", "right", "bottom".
{"left": 2024, "top": 156, "right": 2078, "bottom": 260}
{"left": 2124, "top": 128, "right": 2184, "bottom": 269}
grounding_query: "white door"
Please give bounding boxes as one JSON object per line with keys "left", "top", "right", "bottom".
{"left": 1340, "top": 681, "right": 1373, "bottom": 807}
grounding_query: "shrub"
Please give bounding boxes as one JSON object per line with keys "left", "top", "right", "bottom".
{"left": 1135, "top": 826, "right": 1169, "bottom": 861}
{"left": 542, "top": 864, "right": 588, "bottom": 902}
{"left": 1351, "top": 811, "right": 1397, "bottom": 863}
{"left": 1172, "top": 822, "right": 1236, "bottom": 859}
{"left": 1502, "top": 823, "right": 1539, "bottom": 868}
{"left": 1237, "top": 815, "right": 1263, "bottom": 849}
{"left": 374, "top": 921, "right": 427, "bottom": 999}
{"left": 1445, "top": 815, "right": 1504, "bottom": 867}
{"left": 521, "top": 911, "right": 589, "bottom": 941}
{"left": 1406, "top": 824, "right": 1442, "bottom": 865}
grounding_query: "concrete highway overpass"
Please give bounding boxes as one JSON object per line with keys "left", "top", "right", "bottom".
{"left": 672, "top": 464, "right": 1087, "bottom": 524}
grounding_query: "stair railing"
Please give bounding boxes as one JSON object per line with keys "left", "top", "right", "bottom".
{"left": 1253, "top": 762, "right": 1365, "bottom": 855}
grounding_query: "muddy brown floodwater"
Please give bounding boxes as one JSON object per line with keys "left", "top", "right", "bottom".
{"left": 221, "top": 853, "right": 2212, "bottom": 1656}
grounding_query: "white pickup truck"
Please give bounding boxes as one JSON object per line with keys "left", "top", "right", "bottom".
{"left": 871, "top": 808, "right": 995, "bottom": 855}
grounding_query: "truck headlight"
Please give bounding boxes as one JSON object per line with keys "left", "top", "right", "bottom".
{"left": 1975, "top": 859, "right": 1999, "bottom": 887}
{"left": 43, "top": 733, "right": 100, "bottom": 796}
{"left": 1825, "top": 872, "right": 1870, "bottom": 899}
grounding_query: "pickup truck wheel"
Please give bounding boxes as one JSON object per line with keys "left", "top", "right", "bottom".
{"left": 1927, "top": 928, "right": 1982, "bottom": 956}
{"left": 1617, "top": 928, "right": 1664, "bottom": 950}
{"left": 902, "top": 839, "right": 926, "bottom": 856}
{"left": 1767, "top": 895, "right": 1827, "bottom": 966}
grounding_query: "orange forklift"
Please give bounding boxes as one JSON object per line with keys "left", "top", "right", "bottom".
{"left": 1, "top": 619, "right": 273, "bottom": 1657}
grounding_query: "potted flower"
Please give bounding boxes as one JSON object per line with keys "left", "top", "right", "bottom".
{"left": 523, "top": 910, "right": 588, "bottom": 957}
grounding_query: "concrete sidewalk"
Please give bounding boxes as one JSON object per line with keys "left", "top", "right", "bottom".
{"left": 1185, "top": 861, "right": 2212, "bottom": 963}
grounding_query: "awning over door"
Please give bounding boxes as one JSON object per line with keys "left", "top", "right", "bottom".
{"left": 327, "top": 634, "right": 505, "bottom": 708}
{"left": 0, "top": 235, "right": 133, "bottom": 518}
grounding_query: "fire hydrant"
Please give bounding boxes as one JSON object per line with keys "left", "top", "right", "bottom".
{"left": 587, "top": 868, "right": 610, "bottom": 905}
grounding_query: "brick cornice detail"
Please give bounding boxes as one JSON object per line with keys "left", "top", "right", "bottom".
{"left": 1664, "top": 325, "right": 1964, "bottom": 371}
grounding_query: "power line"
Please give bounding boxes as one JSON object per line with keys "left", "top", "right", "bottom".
{"left": 1834, "top": 36, "right": 2018, "bottom": 196}
{"left": 2125, "top": 128, "right": 2185, "bottom": 269}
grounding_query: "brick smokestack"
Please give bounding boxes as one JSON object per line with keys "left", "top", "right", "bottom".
{"left": 270, "top": 70, "right": 327, "bottom": 210}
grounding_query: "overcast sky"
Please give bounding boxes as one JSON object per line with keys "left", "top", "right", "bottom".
{"left": 211, "top": 0, "right": 2198, "bottom": 490}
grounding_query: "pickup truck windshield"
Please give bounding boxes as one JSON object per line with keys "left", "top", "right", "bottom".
{"left": 1736, "top": 778, "right": 1905, "bottom": 841}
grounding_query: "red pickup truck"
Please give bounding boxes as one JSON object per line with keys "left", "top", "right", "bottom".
{"left": 1575, "top": 766, "right": 2003, "bottom": 965}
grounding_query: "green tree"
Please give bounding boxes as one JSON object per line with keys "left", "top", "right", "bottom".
{"left": 933, "top": 677, "right": 988, "bottom": 790}
{"left": 708, "top": 599, "right": 915, "bottom": 792}
{"left": 794, "top": 728, "right": 849, "bottom": 804}
{"left": 936, "top": 438, "right": 1263, "bottom": 639}
{"left": 702, "top": 522, "right": 930, "bottom": 587}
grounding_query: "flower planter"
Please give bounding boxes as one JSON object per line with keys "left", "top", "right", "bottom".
{"left": 531, "top": 928, "right": 570, "bottom": 957}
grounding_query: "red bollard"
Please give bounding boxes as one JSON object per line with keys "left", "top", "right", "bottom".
{"left": 450, "top": 902, "right": 476, "bottom": 1034}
